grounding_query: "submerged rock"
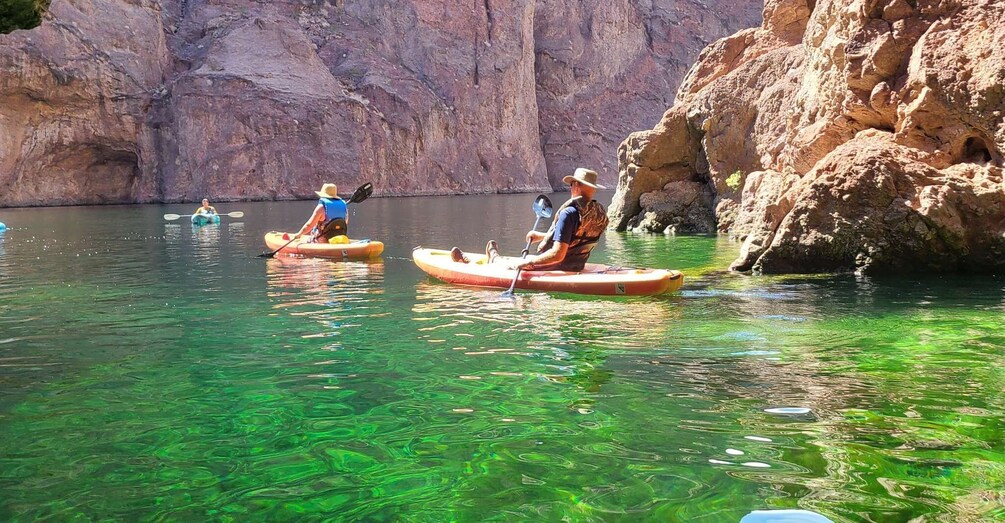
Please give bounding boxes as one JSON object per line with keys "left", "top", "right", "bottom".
{"left": 610, "top": 0, "right": 1005, "bottom": 274}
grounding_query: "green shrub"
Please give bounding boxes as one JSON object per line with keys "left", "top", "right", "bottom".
{"left": 725, "top": 170, "right": 744, "bottom": 191}
{"left": 0, "top": 0, "right": 50, "bottom": 34}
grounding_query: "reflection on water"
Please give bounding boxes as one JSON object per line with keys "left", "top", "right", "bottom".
{"left": 601, "top": 232, "right": 739, "bottom": 277}
{"left": 0, "top": 199, "right": 1004, "bottom": 522}
{"left": 412, "top": 282, "right": 681, "bottom": 352}
{"left": 266, "top": 257, "right": 385, "bottom": 311}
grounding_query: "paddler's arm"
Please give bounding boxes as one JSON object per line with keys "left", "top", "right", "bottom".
{"left": 515, "top": 206, "right": 577, "bottom": 269}
{"left": 525, "top": 230, "right": 546, "bottom": 245}
{"left": 295, "top": 204, "right": 325, "bottom": 237}
{"left": 514, "top": 241, "right": 568, "bottom": 270}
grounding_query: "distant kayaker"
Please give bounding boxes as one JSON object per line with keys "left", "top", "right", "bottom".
{"left": 194, "top": 199, "right": 217, "bottom": 216}
{"left": 452, "top": 168, "right": 609, "bottom": 271}
{"left": 294, "top": 183, "right": 349, "bottom": 242}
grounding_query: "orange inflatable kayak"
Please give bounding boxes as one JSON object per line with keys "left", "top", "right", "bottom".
{"left": 264, "top": 232, "right": 384, "bottom": 260}
{"left": 412, "top": 248, "right": 683, "bottom": 296}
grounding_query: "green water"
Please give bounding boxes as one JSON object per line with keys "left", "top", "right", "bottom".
{"left": 1, "top": 194, "right": 1004, "bottom": 521}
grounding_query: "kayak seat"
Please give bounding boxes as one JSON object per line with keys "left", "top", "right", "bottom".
{"left": 318, "top": 218, "right": 348, "bottom": 240}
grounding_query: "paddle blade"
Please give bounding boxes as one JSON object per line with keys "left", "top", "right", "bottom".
{"left": 348, "top": 183, "right": 374, "bottom": 204}
{"left": 226, "top": 211, "right": 245, "bottom": 218}
{"left": 533, "top": 195, "right": 554, "bottom": 219}
{"left": 163, "top": 213, "right": 182, "bottom": 221}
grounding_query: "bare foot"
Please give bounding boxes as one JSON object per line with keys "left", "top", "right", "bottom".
{"left": 450, "top": 247, "right": 470, "bottom": 263}
{"left": 485, "top": 240, "right": 500, "bottom": 263}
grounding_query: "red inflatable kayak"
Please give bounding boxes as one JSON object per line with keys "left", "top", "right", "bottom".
{"left": 264, "top": 232, "right": 384, "bottom": 259}
{"left": 412, "top": 248, "right": 683, "bottom": 296}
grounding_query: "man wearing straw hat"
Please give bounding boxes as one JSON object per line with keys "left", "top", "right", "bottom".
{"left": 453, "top": 167, "right": 609, "bottom": 272}
{"left": 294, "top": 183, "right": 349, "bottom": 243}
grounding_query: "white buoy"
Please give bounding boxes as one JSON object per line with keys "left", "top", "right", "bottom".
{"left": 764, "top": 407, "right": 812, "bottom": 415}
{"left": 739, "top": 509, "right": 834, "bottom": 523}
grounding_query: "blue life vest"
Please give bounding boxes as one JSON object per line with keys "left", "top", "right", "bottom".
{"left": 320, "top": 197, "right": 347, "bottom": 223}
{"left": 314, "top": 197, "right": 348, "bottom": 239}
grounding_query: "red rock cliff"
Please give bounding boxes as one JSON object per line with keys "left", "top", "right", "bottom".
{"left": 611, "top": 0, "right": 1005, "bottom": 274}
{"left": 0, "top": 0, "right": 760, "bottom": 205}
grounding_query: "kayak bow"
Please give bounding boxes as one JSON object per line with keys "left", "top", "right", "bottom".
{"left": 191, "top": 214, "right": 221, "bottom": 225}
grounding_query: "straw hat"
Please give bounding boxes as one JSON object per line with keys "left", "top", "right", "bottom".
{"left": 562, "top": 168, "right": 605, "bottom": 189}
{"left": 315, "top": 183, "right": 339, "bottom": 198}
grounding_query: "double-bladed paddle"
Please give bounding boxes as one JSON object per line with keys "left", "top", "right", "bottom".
{"left": 501, "top": 194, "right": 554, "bottom": 297}
{"left": 163, "top": 211, "right": 245, "bottom": 221}
{"left": 258, "top": 182, "right": 374, "bottom": 258}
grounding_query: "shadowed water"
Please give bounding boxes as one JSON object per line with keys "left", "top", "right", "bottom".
{"left": 1, "top": 194, "right": 1004, "bottom": 521}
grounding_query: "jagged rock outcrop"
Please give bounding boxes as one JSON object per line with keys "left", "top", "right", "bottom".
{"left": 0, "top": 0, "right": 760, "bottom": 206}
{"left": 611, "top": 0, "right": 1005, "bottom": 274}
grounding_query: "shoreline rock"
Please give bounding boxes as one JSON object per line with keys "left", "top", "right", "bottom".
{"left": 610, "top": 0, "right": 1005, "bottom": 274}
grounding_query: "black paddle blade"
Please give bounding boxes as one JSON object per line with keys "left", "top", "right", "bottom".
{"left": 349, "top": 183, "right": 374, "bottom": 204}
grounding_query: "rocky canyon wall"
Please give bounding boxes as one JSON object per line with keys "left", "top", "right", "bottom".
{"left": 611, "top": 0, "right": 1005, "bottom": 274}
{"left": 0, "top": 0, "right": 761, "bottom": 206}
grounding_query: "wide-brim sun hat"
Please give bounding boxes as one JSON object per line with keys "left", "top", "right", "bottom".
{"left": 562, "top": 168, "right": 605, "bottom": 189}
{"left": 315, "top": 183, "right": 339, "bottom": 198}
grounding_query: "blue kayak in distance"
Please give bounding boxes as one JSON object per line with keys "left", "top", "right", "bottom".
{"left": 191, "top": 214, "right": 221, "bottom": 226}
{"left": 0, "top": 222, "right": 6, "bottom": 231}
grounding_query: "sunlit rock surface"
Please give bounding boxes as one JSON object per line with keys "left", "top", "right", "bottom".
{"left": 0, "top": 0, "right": 760, "bottom": 206}
{"left": 611, "top": 0, "right": 1005, "bottom": 274}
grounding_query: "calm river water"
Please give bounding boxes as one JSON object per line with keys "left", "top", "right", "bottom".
{"left": 1, "top": 193, "right": 1003, "bottom": 521}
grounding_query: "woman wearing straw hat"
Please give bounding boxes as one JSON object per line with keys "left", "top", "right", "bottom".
{"left": 294, "top": 183, "right": 349, "bottom": 242}
{"left": 453, "top": 167, "right": 609, "bottom": 272}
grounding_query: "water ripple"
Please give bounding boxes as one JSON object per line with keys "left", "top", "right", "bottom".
{"left": 1, "top": 203, "right": 1004, "bottom": 521}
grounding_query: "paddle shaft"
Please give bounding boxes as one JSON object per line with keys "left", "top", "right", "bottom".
{"left": 502, "top": 214, "right": 545, "bottom": 296}
{"left": 265, "top": 233, "right": 301, "bottom": 258}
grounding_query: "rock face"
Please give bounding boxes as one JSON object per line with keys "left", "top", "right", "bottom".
{"left": 611, "top": 0, "right": 1005, "bottom": 274}
{"left": 0, "top": 0, "right": 761, "bottom": 206}
{"left": 533, "top": 0, "right": 762, "bottom": 187}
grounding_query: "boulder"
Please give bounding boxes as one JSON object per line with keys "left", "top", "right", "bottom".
{"left": 611, "top": 0, "right": 1005, "bottom": 274}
